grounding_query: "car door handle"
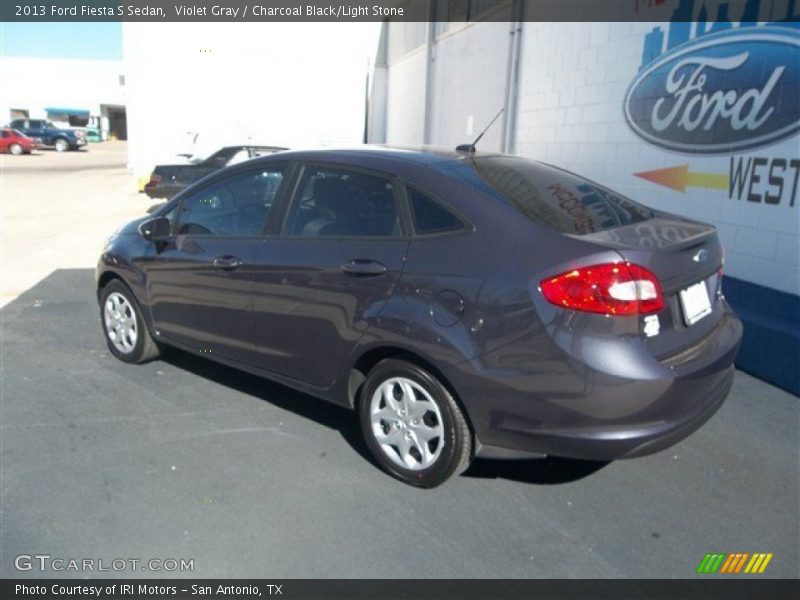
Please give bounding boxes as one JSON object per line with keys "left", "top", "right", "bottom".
{"left": 212, "top": 255, "right": 243, "bottom": 270}
{"left": 341, "top": 259, "right": 387, "bottom": 277}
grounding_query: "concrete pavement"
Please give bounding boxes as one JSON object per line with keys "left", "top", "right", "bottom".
{"left": 0, "top": 142, "right": 153, "bottom": 308}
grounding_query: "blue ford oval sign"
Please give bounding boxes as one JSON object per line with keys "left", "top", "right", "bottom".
{"left": 624, "top": 26, "right": 800, "bottom": 154}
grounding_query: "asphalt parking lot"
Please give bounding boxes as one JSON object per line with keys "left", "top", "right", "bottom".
{"left": 1, "top": 147, "right": 798, "bottom": 579}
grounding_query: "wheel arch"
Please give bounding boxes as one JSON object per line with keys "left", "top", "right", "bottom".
{"left": 96, "top": 268, "right": 157, "bottom": 338}
{"left": 347, "top": 346, "right": 473, "bottom": 436}
{"left": 97, "top": 270, "right": 122, "bottom": 297}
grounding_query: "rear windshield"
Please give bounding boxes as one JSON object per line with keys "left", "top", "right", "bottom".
{"left": 470, "top": 157, "right": 653, "bottom": 235}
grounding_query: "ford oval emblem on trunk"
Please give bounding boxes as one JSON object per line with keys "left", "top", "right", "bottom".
{"left": 693, "top": 249, "right": 710, "bottom": 263}
{"left": 624, "top": 26, "right": 800, "bottom": 154}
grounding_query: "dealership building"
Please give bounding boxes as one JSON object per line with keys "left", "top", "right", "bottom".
{"left": 122, "top": 22, "right": 381, "bottom": 174}
{"left": 368, "top": 0, "right": 799, "bottom": 393}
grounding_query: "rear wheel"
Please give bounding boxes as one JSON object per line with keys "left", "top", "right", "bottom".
{"left": 100, "top": 280, "right": 160, "bottom": 364}
{"left": 358, "top": 359, "right": 472, "bottom": 487}
{"left": 54, "top": 138, "right": 69, "bottom": 152}
{"left": 9, "top": 143, "right": 23, "bottom": 155}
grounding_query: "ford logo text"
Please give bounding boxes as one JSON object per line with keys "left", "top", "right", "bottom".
{"left": 624, "top": 26, "right": 800, "bottom": 154}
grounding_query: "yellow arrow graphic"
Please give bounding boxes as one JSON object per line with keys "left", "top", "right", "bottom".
{"left": 634, "top": 164, "right": 729, "bottom": 193}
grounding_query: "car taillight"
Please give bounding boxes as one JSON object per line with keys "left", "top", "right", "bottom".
{"left": 539, "top": 262, "right": 664, "bottom": 316}
{"left": 149, "top": 174, "right": 161, "bottom": 184}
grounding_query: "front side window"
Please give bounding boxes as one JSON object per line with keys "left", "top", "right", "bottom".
{"left": 174, "top": 167, "right": 286, "bottom": 236}
{"left": 408, "top": 187, "right": 465, "bottom": 235}
{"left": 161, "top": 204, "right": 178, "bottom": 228}
{"left": 285, "top": 167, "right": 399, "bottom": 237}
{"left": 0, "top": 131, "right": 8, "bottom": 139}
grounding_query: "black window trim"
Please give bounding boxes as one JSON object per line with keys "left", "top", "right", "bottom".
{"left": 278, "top": 161, "right": 411, "bottom": 241}
{"left": 400, "top": 180, "right": 474, "bottom": 239}
{"left": 168, "top": 162, "right": 293, "bottom": 239}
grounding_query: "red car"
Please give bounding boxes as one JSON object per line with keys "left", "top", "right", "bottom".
{"left": 0, "top": 129, "right": 36, "bottom": 155}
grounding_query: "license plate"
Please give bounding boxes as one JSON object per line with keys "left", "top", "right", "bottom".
{"left": 679, "top": 280, "right": 712, "bottom": 326}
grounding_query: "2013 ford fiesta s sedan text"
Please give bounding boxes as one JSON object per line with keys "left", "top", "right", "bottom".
{"left": 96, "top": 147, "right": 742, "bottom": 487}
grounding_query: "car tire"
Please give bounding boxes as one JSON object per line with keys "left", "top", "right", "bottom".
{"left": 358, "top": 359, "right": 472, "bottom": 488}
{"left": 54, "top": 138, "right": 69, "bottom": 152}
{"left": 9, "top": 143, "right": 23, "bottom": 155}
{"left": 100, "top": 279, "right": 160, "bottom": 364}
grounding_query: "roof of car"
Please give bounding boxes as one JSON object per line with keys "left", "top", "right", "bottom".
{"left": 219, "top": 145, "right": 289, "bottom": 151}
{"left": 265, "top": 145, "right": 515, "bottom": 167}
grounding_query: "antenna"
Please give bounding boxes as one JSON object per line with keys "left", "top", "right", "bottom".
{"left": 456, "top": 108, "right": 505, "bottom": 153}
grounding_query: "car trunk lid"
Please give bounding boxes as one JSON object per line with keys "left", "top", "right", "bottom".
{"left": 576, "top": 216, "right": 725, "bottom": 359}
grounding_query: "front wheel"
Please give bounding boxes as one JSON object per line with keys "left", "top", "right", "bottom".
{"left": 100, "top": 279, "right": 160, "bottom": 364}
{"left": 54, "top": 138, "right": 69, "bottom": 152}
{"left": 358, "top": 359, "right": 472, "bottom": 488}
{"left": 9, "top": 143, "right": 23, "bottom": 155}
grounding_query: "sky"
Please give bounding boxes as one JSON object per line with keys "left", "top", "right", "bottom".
{"left": 0, "top": 22, "right": 122, "bottom": 60}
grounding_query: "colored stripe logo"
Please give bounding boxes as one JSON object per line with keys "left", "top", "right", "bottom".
{"left": 697, "top": 552, "right": 773, "bottom": 574}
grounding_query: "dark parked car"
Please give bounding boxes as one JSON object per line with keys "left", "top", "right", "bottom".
{"left": 97, "top": 147, "right": 742, "bottom": 487}
{"left": 0, "top": 129, "right": 36, "bottom": 154}
{"left": 144, "top": 145, "right": 288, "bottom": 199}
{"left": 8, "top": 119, "right": 86, "bottom": 152}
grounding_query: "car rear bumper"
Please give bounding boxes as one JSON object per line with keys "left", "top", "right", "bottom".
{"left": 447, "top": 303, "right": 742, "bottom": 461}
{"left": 144, "top": 183, "right": 180, "bottom": 199}
{"left": 479, "top": 364, "right": 734, "bottom": 460}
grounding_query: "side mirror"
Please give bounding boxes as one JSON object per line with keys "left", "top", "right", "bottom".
{"left": 138, "top": 216, "right": 171, "bottom": 241}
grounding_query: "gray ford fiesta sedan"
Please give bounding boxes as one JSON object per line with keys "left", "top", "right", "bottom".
{"left": 97, "top": 147, "right": 742, "bottom": 487}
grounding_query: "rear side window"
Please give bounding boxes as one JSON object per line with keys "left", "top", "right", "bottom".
{"left": 407, "top": 187, "right": 465, "bottom": 235}
{"left": 471, "top": 157, "right": 653, "bottom": 235}
{"left": 285, "top": 166, "right": 400, "bottom": 237}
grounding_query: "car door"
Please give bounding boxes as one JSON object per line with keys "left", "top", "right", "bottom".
{"left": 0, "top": 131, "right": 8, "bottom": 152}
{"left": 251, "top": 163, "right": 410, "bottom": 389}
{"left": 25, "top": 120, "right": 45, "bottom": 141}
{"left": 142, "top": 164, "right": 290, "bottom": 364}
